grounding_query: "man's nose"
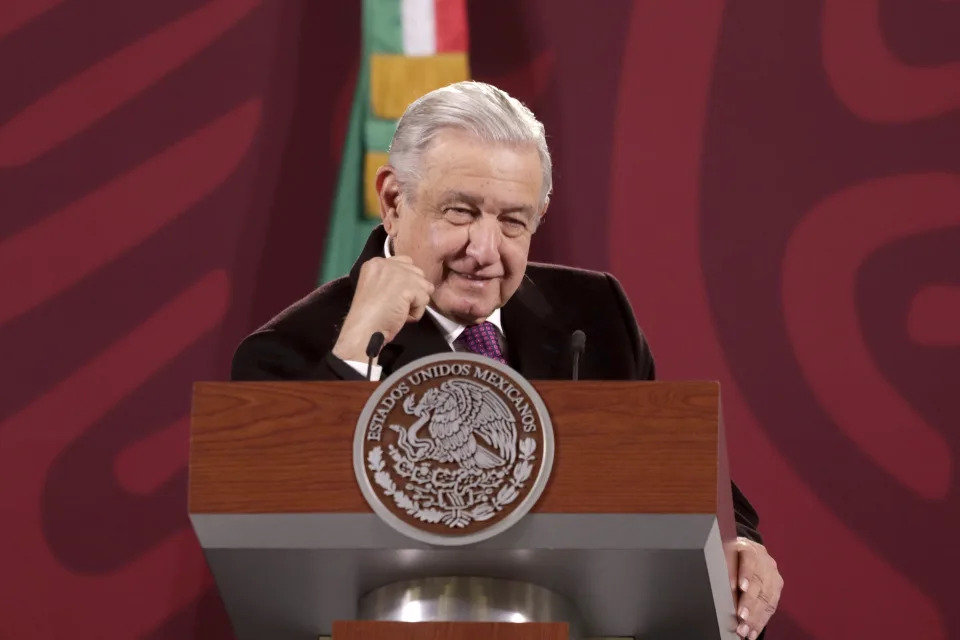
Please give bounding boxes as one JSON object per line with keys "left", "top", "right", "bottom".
{"left": 465, "top": 218, "right": 500, "bottom": 266}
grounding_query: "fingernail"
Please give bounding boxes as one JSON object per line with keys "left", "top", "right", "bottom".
{"left": 737, "top": 623, "right": 750, "bottom": 637}
{"left": 749, "top": 631, "right": 759, "bottom": 640}
{"left": 740, "top": 578, "right": 749, "bottom": 591}
{"left": 738, "top": 607, "right": 749, "bottom": 620}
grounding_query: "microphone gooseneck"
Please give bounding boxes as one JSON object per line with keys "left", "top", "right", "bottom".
{"left": 365, "top": 332, "right": 385, "bottom": 381}
{"left": 569, "top": 330, "right": 586, "bottom": 381}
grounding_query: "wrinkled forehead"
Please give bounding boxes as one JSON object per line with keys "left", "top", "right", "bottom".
{"left": 416, "top": 132, "right": 544, "bottom": 206}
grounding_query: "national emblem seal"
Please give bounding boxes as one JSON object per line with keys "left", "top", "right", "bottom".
{"left": 353, "top": 353, "right": 555, "bottom": 545}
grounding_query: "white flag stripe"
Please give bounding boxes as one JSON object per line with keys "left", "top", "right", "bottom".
{"left": 402, "top": 0, "right": 436, "bottom": 56}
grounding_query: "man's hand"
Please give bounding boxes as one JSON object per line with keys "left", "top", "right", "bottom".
{"left": 333, "top": 256, "right": 434, "bottom": 363}
{"left": 734, "top": 537, "right": 783, "bottom": 639}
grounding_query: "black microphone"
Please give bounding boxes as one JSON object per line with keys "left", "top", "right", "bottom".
{"left": 365, "top": 332, "right": 385, "bottom": 381}
{"left": 569, "top": 330, "right": 586, "bottom": 381}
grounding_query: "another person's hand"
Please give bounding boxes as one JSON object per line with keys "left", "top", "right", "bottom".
{"left": 333, "top": 256, "right": 434, "bottom": 362}
{"left": 734, "top": 537, "right": 783, "bottom": 638}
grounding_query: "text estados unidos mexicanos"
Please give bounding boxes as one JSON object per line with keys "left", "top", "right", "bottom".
{"left": 366, "top": 365, "right": 537, "bottom": 441}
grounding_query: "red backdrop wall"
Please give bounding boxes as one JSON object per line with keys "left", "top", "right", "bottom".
{"left": 2, "top": 1, "right": 957, "bottom": 638}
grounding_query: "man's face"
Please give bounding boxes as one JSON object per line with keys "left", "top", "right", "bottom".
{"left": 382, "top": 129, "right": 545, "bottom": 325}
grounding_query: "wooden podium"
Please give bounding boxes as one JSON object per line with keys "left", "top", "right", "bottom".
{"left": 189, "top": 380, "right": 740, "bottom": 639}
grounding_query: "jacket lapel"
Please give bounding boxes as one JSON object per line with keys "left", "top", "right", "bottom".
{"left": 347, "top": 225, "right": 390, "bottom": 283}
{"left": 501, "top": 275, "right": 571, "bottom": 380}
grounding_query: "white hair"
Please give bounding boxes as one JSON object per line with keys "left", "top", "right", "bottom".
{"left": 388, "top": 81, "right": 553, "bottom": 205}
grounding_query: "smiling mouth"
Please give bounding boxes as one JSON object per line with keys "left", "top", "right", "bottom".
{"left": 452, "top": 271, "right": 499, "bottom": 282}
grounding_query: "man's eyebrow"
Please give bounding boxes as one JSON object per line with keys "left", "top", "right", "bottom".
{"left": 501, "top": 204, "right": 536, "bottom": 217}
{"left": 439, "top": 191, "right": 536, "bottom": 217}
{"left": 439, "top": 191, "right": 484, "bottom": 207}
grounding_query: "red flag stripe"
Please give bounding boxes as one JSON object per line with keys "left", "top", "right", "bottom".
{"left": 434, "top": 0, "right": 468, "bottom": 53}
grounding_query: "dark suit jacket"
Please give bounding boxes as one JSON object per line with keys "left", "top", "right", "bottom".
{"left": 231, "top": 226, "right": 763, "bottom": 542}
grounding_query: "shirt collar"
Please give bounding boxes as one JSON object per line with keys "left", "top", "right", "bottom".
{"left": 383, "top": 235, "right": 504, "bottom": 344}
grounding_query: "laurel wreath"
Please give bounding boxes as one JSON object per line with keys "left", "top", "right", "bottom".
{"left": 367, "top": 437, "right": 537, "bottom": 528}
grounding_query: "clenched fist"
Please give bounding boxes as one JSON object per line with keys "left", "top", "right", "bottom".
{"left": 332, "top": 256, "right": 435, "bottom": 363}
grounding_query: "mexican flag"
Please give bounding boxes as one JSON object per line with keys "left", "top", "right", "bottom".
{"left": 318, "top": 0, "right": 470, "bottom": 284}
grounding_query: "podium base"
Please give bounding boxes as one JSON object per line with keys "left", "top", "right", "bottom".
{"left": 357, "top": 577, "right": 584, "bottom": 639}
{"left": 332, "top": 621, "right": 569, "bottom": 640}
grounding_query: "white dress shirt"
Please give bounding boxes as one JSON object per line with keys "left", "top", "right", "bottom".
{"left": 341, "top": 238, "right": 504, "bottom": 381}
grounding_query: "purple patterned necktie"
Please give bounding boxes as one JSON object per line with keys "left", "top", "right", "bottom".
{"left": 455, "top": 322, "right": 507, "bottom": 364}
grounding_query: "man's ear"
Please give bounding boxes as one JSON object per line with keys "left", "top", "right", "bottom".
{"left": 376, "top": 165, "right": 401, "bottom": 236}
{"left": 535, "top": 196, "right": 550, "bottom": 230}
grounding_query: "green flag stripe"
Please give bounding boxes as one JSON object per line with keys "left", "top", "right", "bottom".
{"left": 319, "top": 56, "right": 379, "bottom": 285}
{"left": 365, "top": 117, "right": 398, "bottom": 153}
{"left": 364, "top": 0, "right": 403, "bottom": 55}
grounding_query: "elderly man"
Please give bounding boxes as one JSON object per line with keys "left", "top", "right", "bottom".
{"left": 231, "top": 81, "right": 782, "bottom": 638}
